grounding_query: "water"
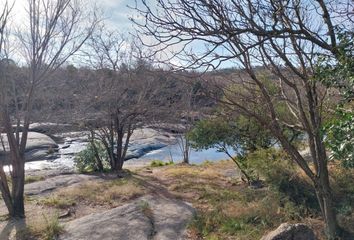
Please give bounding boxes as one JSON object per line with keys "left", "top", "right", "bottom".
{"left": 23, "top": 132, "right": 89, "bottom": 171}
{"left": 125, "top": 141, "right": 236, "bottom": 167}
{"left": 20, "top": 132, "right": 235, "bottom": 171}
{"left": 24, "top": 140, "right": 88, "bottom": 171}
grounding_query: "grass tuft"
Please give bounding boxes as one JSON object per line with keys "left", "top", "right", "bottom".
{"left": 150, "top": 160, "right": 174, "bottom": 167}
{"left": 25, "top": 175, "right": 45, "bottom": 184}
{"left": 18, "top": 214, "right": 63, "bottom": 240}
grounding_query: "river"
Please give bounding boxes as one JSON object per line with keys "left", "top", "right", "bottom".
{"left": 10, "top": 129, "right": 235, "bottom": 172}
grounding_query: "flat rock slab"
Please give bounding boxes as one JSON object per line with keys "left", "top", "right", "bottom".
{"left": 25, "top": 174, "right": 99, "bottom": 196}
{"left": 146, "top": 195, "right": 195, "bottom": 240}
{"left": 0, "top": 132, "right": 59, "bottom": 163}
{"left": 60, "top": 195, "right": 195, "bottom": 240}
{"left": 26, "top": 168, "right": 75, "bottom": 178}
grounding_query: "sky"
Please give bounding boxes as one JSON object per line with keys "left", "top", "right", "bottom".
{"left": 97, "top": 0, "right": 139, "bottom": 32}
{"left": 10, "top": 0, "right": 138, "bottom": 32}
{"left": 5, "top": 0, "right": 230, "bottom": 69}
{"left": 7, "top": 0, "right": 350, "bottom": 70}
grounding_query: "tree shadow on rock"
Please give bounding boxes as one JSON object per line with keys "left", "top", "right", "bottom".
{"left": 0, "top": 218, "right": 28, "bottom": 240}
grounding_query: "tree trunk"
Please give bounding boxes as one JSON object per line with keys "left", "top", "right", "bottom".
{"left": 277, "top": 132, "right": 341, "bottom": 239}
{"left": 0, "top": 167, "right": 14, "bottom": 216}
{"left": 183, "top": 149, "right": 189, "bottom": 164}
{"left": 1, "top": 112, "right": 26, "bottom": 218}
{"left": 115, "top": 155, "right": 124, "bottom": 172}
{"left": 11, "top": 155, "right": 25, "bottom": 218}
{"left": 223, "top": 150, "right": 252, "bottom": 185}
{"left": 314, "top": 168, "right": 341, "bottom": 239}
{"left": 89, "top": 132, "right": 104, "bottom": 172}
{"left": 115, "top": 132, "right": 124, "bottom": 172}
{"left": 181, "top": 137, "right": 190, "bottom": 164}
{"left": 315, "top": 186, "right": 340, "bottom": 239}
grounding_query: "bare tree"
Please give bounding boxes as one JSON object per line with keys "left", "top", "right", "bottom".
{"left": 176, "top": 84, "right": 199, "bottom": 164}
{"left": 0, "top": 0, "right": 15, "bottom": 218}
{"left": 0, "top": 0, "right": 97, "bottom": 218}
{"left": 81, "top": 28, "right": 159, "bottom": 172}
{"left": 133, "top": 0, "right": 353, "bottom": 238}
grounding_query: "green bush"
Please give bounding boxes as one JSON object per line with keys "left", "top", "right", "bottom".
{"left": 150, "top": 160, "right": 174, "bottom": 167}
{"left": 247, "top": 148, "right": 319, "bottom": 216}
{"left": 332, "top": 167, "right": 354, "bottom": 214}
{"left": 74, "top": 141, "right": 109, "bottom": 173}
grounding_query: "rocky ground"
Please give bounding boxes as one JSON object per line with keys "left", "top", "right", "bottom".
{"left": 0, "top": 161, "right": 240, "bottom": 240}
{"left": 60, "top": 195, "right": 195, "bottom": 240}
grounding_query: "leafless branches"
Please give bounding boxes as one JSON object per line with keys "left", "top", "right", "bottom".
{"left": 0, "top": 0, "right": 99, "bottom": 218}
{"left": 81, "top": 28, "right": 161, "bottom": 171}
{"left": 133, "top": 0, "right": 353, "bottom": 237}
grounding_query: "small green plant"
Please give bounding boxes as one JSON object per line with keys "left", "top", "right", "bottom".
{"left": 42, "top": 214, "right": 63, "bottom": 240}
{"left": 221, "top": 218, "right": 246, "bottom": 234}
{"left": 47, "top": 146, "right": 55, "bottom": 154}
{"left": 150, "top": 160, "right": 174, "bottom": 167}
{"left": 139, "top": 201, "right": 153, "bottom": 219}
{"left": 74, "top": 141, "right": 109, "bottom": 173}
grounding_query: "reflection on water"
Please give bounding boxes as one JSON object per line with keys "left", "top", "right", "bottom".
{"left": 125, "top": 142, "right": 236, "bottom": 167}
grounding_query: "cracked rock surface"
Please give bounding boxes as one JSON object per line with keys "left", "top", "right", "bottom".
{"left": 60, "top": 195, "right": 195, "bottom": 240}
{"left": 24, "top": 174, "right": 100, "bottom": 196}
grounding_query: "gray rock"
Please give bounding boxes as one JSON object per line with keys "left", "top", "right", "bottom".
{"left": 29, "top": 122, "right": 74, "bottom": 134}
{"left": 145, "top": 195, "right": 195, "bottom": 240}
{"left": 26, "top": 168, "right": 75, "bottom": 178}
{"left": 60, "top": 195, "right": 195, "bottom": 240}
{"left": 260, "top": 223, "right": 316, "bottom": 240}
{"left": 0, "top": 132, "right": 59, "bottom": 163}
{"left": 60, "top": 200, "right": 152, "bottom": 240}
{"left": 25, "top": 174, "right": 99, "bottom": 196}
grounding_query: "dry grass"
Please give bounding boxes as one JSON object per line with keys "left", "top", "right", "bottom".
{"left": 145, "top": 161, "right": 327, "bottom": 240}
{"left": 17, "top": 214, "right": 63, "bottom": 240}
{"left": 39, "top": 196, "right": 76, "bottom": 209}
{"left": 40, "top": 177, "right": 144, "bottom": 209}
{"left": 162, "top": 163, "right": 223, "bottom": 180}
{"left": 25, "top": 175, "right": 45, "bottom": 184}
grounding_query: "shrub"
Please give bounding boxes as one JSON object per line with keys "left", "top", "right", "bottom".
{"left": 331, "top": 166, "right": 354, "bottom": 215}
{"left": 74, "top": 141, "right": 109, "bottom": 173}
{"left": 188, "top": 118, "right": 272, "bottom": 184}
{"left": 247, "top": 148, "right": 319, "bottom": 216}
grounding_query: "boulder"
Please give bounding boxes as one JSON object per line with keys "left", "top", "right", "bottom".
{"left": 60, "top": 200, "right": 152, "bottom": 240}
{"left": 125, "top": 128, "right": 177, "bottom": 160}
{"left": 260, "top": 223, "right": 316, "bottom": 240}
{"left": 60, "top": 195, "right": 195, "bottom": 240}
{"left": 0, "top": 132, "right": 59, "bottom": 163}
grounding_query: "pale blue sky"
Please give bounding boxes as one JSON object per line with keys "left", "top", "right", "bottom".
{"left": 100, "top": 0, "right": 137, "bottom": 32}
